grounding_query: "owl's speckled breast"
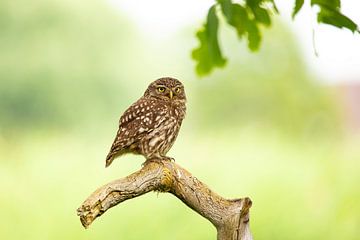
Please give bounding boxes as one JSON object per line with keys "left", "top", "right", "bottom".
{"left": 139, "top": 101, "right": 186, "bottom": 159}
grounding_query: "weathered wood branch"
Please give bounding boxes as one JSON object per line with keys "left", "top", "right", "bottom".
{"left": 77, "top": 160, "right": 253, "bottom": 240}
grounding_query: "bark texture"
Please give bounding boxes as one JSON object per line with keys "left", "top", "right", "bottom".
{"left": 77, "top": 160, "right": 252, "bottom": 240}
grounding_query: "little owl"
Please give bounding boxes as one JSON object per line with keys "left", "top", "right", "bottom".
{"left": 105, "top": 77, "right": 186, "bottom": 167}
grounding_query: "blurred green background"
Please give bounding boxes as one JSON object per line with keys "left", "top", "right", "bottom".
{"left": 0, "top": 0, "right": 359, "bottom": 239}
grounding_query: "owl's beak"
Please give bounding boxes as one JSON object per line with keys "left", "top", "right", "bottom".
{"left": 169, "top": 90, "right": 173, "bottom": 99}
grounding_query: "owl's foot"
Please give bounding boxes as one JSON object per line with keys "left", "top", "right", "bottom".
{"left": 142, "top": 156, "right": 175, "bottom": 167}
{"left": 161, "top": 156, "right": 175, "bottom": 162}
{"left": 142, "top": 156, "right": 163, "bottom": 167}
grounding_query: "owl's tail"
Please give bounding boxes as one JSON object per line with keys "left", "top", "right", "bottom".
{"left": 105, "top": 154, "right": 115, "bottom": 168}
{"left": 105, "top": 135, "right": 124, "bottom": 167}
{"left": 105, "top": 132, "right": 127, "bottom": 167}
{"left": 105, "top": 144, "right": 125, "bottom": 167}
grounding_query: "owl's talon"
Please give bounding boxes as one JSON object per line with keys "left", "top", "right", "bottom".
{"left": 161, "top": 156, "right": 175, "bottom": 162}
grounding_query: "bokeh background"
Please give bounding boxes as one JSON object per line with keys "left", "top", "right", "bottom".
{"left": 0, "top": 0, "right": 359, "bottom": 239}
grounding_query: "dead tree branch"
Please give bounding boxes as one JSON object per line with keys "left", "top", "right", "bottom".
{"left": 77, "top": 160, "right": 252, "bottom": 240}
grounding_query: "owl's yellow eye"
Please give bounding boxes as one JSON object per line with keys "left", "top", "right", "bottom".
{"left": 157, "top": 87, "right": 165, "bottom": 93}
{"left": 175, "top": 87, "right": 181, "bottom": 93}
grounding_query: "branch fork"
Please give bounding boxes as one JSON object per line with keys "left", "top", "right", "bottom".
{"left": 77, "top": 160, "right": 252, "bottom": 240}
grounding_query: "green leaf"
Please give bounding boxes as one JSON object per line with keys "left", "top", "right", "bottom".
{"left": 311, "top": 0, "right": 340, "bottom": 9}
{"left": 192, "top": 0, "right": 358, "bottom": 77}
{"left": 227, "top": 4, "right": 250, "bottom": 38}
{"left": 219, "top": 2, "right": 262, "bottom": 50}
{"left": 292, "top": 0, "right": 304, "bottom": 19}
{"left": 243, "top": 1, "right": 272, "bottom": 26}
{"left": 246, "top": 20, "right": 261, "bottom": 51}
{"left": 219, "top": 2, "right": 249, "bottom": 38}
{"left": 192, "top": 5, "right": 227, "bottom": 76}
{"left": 317, "top": 6, "right": 358, "bottom": 32}
{"left": 252, "top": 6, "right": 271, "bottom": 26}
{"left": 218, "top": 0, "right": 233, "bottom": 21}
{"left": 311, "top": 0, "right": 358, "bottom": 33}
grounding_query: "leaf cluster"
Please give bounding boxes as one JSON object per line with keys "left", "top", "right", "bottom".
{"left": 192, "top": 0, "right": 359, "bottom": 76}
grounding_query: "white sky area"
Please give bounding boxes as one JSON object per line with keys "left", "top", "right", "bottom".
{"left": 109, "top": 0, "right": 360, "bottom": 84}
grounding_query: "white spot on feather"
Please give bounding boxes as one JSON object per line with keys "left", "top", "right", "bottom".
{"left": 138, "top": 127, "right": 146, "bottom": 133}
{"left": 149, "top": 136, "right": 162, "bottom": 147}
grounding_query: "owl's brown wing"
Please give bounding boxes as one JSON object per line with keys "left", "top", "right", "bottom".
{"left": 105, "top": 98, "right": 168, "bottom": 167}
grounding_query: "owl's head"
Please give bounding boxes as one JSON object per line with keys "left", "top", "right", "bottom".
{"left": 144, "top": 77, "right": 186, "bottom": 102}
